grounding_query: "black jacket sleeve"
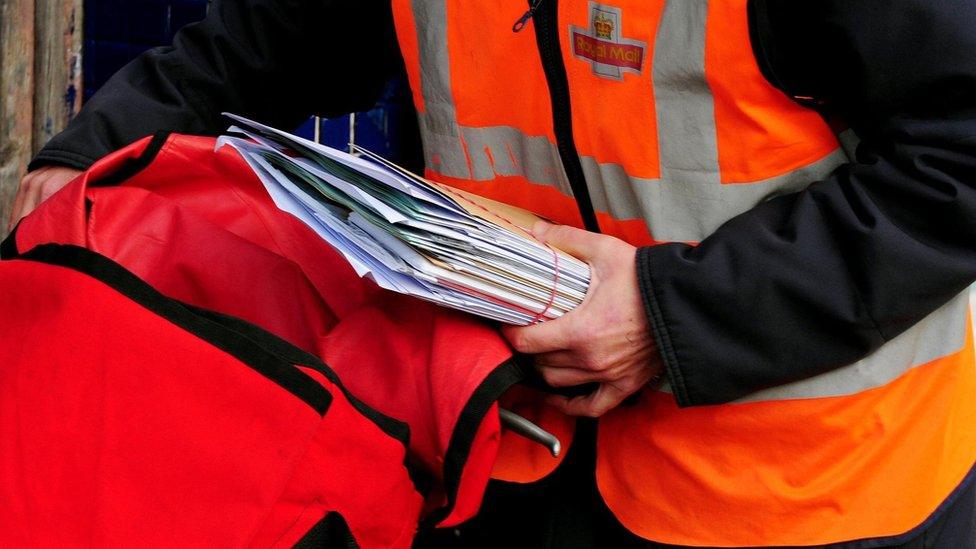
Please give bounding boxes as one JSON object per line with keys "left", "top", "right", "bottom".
{"left": 30, "top": 0, "right": 400, "bottom": 171}
{"left": 640, "top": 0, "right": 976, "bottom": 406}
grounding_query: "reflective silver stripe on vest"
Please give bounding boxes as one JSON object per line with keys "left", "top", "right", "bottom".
{"left": 411, "top": 0, "right": 468, "bottom": 180}
{"left": 657, "top": 291, "right": 970, "bottom": 402}
{"left": 458, "top": 126, "right": 572, "bottom": 194}
{"left": 408, "top": 1, "right": 848, "bottom": 243}
{"left": 579, "top": 150, "right": 848, "bottom": 242}
{"left": 405, "top": 1, "right": 969, "bottom": 401}
{"left": 410, "top": 0, "right": 574, "bottom": 189}
{"left": 653, "top": 0, "right": 720, "bottom": 185}
{"left": 416, "top": 116, "right": 848, "bottom": 242}
{"left": 417, "top": 121, "right": 848, "bottom": 242}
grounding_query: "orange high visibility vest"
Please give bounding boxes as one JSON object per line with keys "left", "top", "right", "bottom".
{"left": 391, "top": 0, "right": 976, "bottom": 546}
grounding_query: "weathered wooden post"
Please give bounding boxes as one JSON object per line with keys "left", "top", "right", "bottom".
{"left": 0, "top": 0, "right": 82, "bottom": 233}
{"left": 33, "top": 0, "right": 83, "bottom": 154}
{"left": 0, "top": 0, "right": 36, "bottom": 230}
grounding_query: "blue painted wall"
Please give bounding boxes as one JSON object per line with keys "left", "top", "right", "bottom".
{"left": 84, "top": 0, "right": 208, "bottom": 101}
{"left": 83, "top": 0, "right": 420, "bottom": 165}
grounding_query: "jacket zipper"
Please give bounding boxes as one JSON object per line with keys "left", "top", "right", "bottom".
{"left": 513, "top": 0, "right": 543, "bottom": 32}
{"left": 515, "top": 0, "right": 601, "bottom": 233}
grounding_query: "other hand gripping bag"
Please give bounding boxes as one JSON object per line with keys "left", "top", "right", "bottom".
{"left": 4, "top": 133, "right": 526, "bottom": 534}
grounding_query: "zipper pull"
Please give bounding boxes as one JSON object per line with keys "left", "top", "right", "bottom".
{"left": 513, "top": 0, "right": 543, "bottom": 32}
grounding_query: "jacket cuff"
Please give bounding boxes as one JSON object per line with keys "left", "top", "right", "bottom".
{"left": 28, "top": 148, "right": 98, "bottom": 172}
{"left": 636, "top": 245, "right": 693, "bottom": 407}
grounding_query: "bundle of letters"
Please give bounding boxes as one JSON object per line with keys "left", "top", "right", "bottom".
{"left": 218, "top": 113, "right": 590, "bottom": 325}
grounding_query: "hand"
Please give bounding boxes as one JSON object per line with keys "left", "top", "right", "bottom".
{"left": 501, "top": 221, "right": 664, "bottom": 417}
{"left": 8, "top": 166, "right": 82, "bottom": 231}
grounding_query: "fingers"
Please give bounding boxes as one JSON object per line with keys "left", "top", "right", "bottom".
{"left": 7, "top": 183, "right": 30, "bottom": 232}
{"left": 532, "top": 220, "right": 604, "bottom": 261}
{"left": 538, "top": 365, "right": 601, "bottom": 388}
{"left": 37, "top": 167, "right": 82, "bottom": 202}
{"left": 501, "top": 315, "right": 577, "bottom": 354}
{"left": 533, "top": 350, "right": 580, "bottom": 369}
{"left": 545, "top": 366, "right": 659, "bottom": 417}
{"left": 536, "top": 354, "right": 629, "bottom": 387}
{"left": 7, "top": 167, "right": 81, "bottom": 231}
{"left": 502, "top": 221, "right": 625, "bottom": 354}
{"left": 8, "top": 175, "right": 44, "bottom": 232}
{"left": 546, "top": 383, "right": 629, "bottom": 418}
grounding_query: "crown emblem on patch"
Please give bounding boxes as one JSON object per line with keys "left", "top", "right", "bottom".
{"left": 593, "top": 13, "right": 614, "bottom": 39}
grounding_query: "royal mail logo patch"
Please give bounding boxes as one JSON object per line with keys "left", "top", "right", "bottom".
{"left": 570, "top": 2, "right": 647, "bottom": 80}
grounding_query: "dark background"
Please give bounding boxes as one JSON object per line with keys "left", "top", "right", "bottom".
{"left": 83, "top": 0, "right": 419, "bottom": 163}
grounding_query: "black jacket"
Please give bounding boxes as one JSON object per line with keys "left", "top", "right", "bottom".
{"left": 34, "top": 0, "right": 976, "bottom": 407}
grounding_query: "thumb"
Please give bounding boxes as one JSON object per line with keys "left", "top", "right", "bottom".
{"left": 532, "top": 220, "right": 599, "bottom": 260}
{"left": 545, "top": 382, "right": 626, "bottom": 418}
